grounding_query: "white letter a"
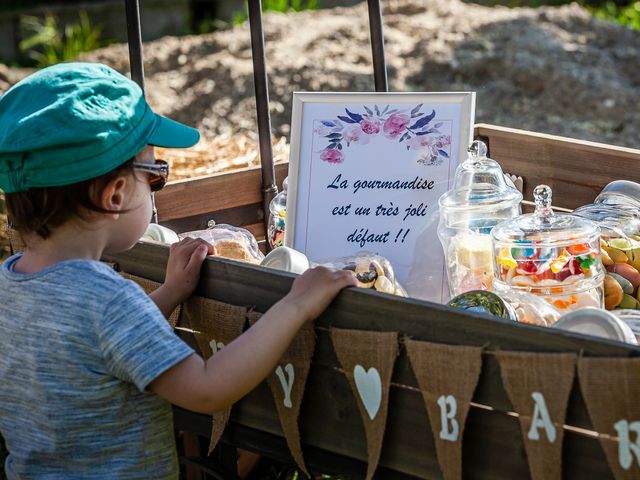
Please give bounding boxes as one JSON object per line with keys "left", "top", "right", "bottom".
{"left": 527, "top": 392, "right": 556, "bottom": 442}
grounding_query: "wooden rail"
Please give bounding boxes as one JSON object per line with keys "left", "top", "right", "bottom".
{"left": 155, "top": 163, "right": 288, "bottom": 240}
{"left": 105, "top": 241, "right": 640, "bottom": 480}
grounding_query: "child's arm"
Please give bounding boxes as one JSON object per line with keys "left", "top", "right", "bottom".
{"left": 149, "top": 238, "right": 216, "bottom": 318}
{"left": 149, "top": 266, "right": 356, "bottom": 414}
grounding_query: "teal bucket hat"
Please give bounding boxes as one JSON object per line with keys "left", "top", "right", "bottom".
{"left": 0, "top": 62, "right": 200, "bottom": 193}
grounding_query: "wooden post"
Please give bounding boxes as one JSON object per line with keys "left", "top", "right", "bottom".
{"left": 248, "top": 0, "right": 277, "bottom": 246}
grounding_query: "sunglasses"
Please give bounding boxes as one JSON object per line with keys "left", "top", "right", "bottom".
{"left": 133, "top": 159, "right": 169, "bottom": 192}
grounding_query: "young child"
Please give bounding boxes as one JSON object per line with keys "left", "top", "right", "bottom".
{"left": 0, "top": 62, "right": 356, "bottom": 479}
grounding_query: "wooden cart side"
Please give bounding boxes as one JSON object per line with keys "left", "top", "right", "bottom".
{"left": 476, "top": 124, "right": 640, "bottom": 209}
{"left": 154, "top": 162, "right": 288, "bottom": 240}
{"left": 105, "top": 242, "right": 640, "bottom": 480}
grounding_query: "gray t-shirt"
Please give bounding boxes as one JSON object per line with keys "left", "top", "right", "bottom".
{"left": 0, "top": 254, "right": 194, "bottom": 479}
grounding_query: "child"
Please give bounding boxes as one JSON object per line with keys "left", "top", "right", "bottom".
{"left": 0, "top": 62, "right": 356, "bottom": 479}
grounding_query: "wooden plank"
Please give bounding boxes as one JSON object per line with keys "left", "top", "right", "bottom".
{"left": 156, "top": 162, "right": 288, "bottom": 222}
{"left": 105, "top": 243, "right": 637, "bottom": 478}
{"left": 475, "top": 124, "right": 640, "bottom": 210}
{"left": 174, "top": 407, "right": 425, "bottom": 480}
{"left": 160, "top": 203, "right": 265, "bottom": 236}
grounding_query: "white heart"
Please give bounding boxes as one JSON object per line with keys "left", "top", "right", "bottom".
{"left": 354, "top": 365, "right": 382, "bottom": 420}
{"left": 209, "top": 339, "right": 225, "bottom": 354}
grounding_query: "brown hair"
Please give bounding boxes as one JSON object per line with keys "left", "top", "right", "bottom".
{"left": 6, "top": 158, "right": 136, "bottom": 240}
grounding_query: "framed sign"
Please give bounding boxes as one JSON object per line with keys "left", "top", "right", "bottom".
{"left": 285, "top": 92, "right": 475, "bottom": 302}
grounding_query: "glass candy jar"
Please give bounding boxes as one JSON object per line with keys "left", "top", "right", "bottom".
{"left": 574, "top": 180, "right": 640, "bottom": 238}
{"left": 268, "top": 177, "right": 288, "bottom": 249}
{"left": 574, "top": 180, "right": 640, "bottom": 310}
{"left": 492, "top": 185, "right": 605, "bottom": 314}
{"left": 438, "top": 141, "right": 522, "bottom": 299}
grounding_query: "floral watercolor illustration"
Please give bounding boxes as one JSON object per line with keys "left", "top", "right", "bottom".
{"left": 315, "top": 104, "right": 452, "bottom": 166}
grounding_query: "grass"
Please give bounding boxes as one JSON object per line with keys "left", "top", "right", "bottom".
{"left": 591, "top": 1, "right": 640, "bottom": 30}
{"left": 19, "top": 10, "right": 109, "bottom": 68}
{"left": 232, "top": 0, "right": 318, "bottom": 26}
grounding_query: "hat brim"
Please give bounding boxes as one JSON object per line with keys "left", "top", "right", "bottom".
{"left": 147, "top": 114, "right": 200, "bottom": 148}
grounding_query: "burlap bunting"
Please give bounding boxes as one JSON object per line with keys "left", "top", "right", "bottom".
{"left": 578, "top": 357, "right": 640, "bottom": 480}
{"left": 182, "top": 296, "right": 247, "bottom": 453}
{"left": 331, "top": 328, "right": 398, "bottom": 480}
{"left": 248, "top": 312, "right": 316, "bottom": 476}
{"left": 120, "top": 272, "right": 181, "bottom": 327}
{"left": 405, "top": 339, "right": 483, "bottom": 480}
{"left": 497, "top": 351, "right": 576, "bottom": 480}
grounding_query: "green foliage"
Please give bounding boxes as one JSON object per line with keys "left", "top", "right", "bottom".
{"left": 591, "top": 1, "right": 640, "bottom": 30}
{"left": 19, "top": 11, "right": 106, "bottom": 68}
{"left": 233, "top": 0, "right": 318, "bottom": 25}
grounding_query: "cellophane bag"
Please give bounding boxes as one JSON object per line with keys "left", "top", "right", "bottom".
{"left": 312, "top": 251, "right": 407, "bottom": 296}
{"left": 179, "top": 224, "right": 264, "bottom": 264}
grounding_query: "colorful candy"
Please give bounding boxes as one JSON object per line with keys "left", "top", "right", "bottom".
{"left": 599, "top": 235, "right": 640, "bottom": 311}
{"left": 268, "top": 209, "right": 286, "bottom": 249}
{"left": 494, "top": 239, "right": 603, "bottom": 314}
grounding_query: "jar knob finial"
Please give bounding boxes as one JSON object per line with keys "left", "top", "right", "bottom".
{"left": 534, "top": 185, "right": 552, "bottom": 208}
{"left": 467, "top": 140, "right": 488, "bottom": 159}
{"left": 533, "top": 185, "right": 554, "bottom": 224}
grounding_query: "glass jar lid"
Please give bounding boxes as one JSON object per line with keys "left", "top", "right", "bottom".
{"left": 595, "top": 180, "right": 640, "bottom": 209}
{"left": 574, "top": 203, "right": 640, "bottom": 238}
{"left": 492, "top": 185, "right": 600, "bottom": 248}
{"left": 439, "top": 140, "right": 522, "bottom": 211}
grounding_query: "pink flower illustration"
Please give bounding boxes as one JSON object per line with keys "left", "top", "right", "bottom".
{"left": 434, "top": 135, "right": 452, "bottom": 149}
{"left": 320, "top": 148, "right": 344, "bottom": 164}
{"left": 360, "top": 118, "right": 381, "bottom": 135}
{"left": 344, "top": 125, "right": 370, "bottom": 145}
{"left": 383, "top": 113, "right": 410, "bottom": 139}
{"left": 409, "top": 135, "right": 433, "bottom": 150}
{"left": 315, "top": 105, "right": 448, "bottom": 165}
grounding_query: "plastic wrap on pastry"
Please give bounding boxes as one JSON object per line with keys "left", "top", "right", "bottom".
{"left": 179, "top": 224, "right": 264, "bottom": 264}
{"left": 312, "top": 251, "right": 407, "bottom": 296}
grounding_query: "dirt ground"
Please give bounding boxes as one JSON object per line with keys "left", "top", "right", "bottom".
{"left": 75, "top": 0, "right": 640, "bottom": 149}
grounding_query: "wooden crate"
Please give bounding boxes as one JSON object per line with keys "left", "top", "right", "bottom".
{"left": 20, "top": 125, "right": 640, "bottom": 479}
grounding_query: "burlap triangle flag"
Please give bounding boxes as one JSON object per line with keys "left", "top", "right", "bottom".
{"left": 578, "top": 357, "right": 640, "bottom": 480}
{"left": 331, "top": 328, "right": 399, "bottom": 480}
{"left": 496, "top": 351, "right": 577, "bottom": 480}
{"left": 248, "top": 313, "right": 315, "bottom": 477}
{"left": 405, "top": 339, "right": 483, "bottom": 480}
{"left": 182, "top": 296, "right": 247, "bottom": 453}
{"left": 120, "top": 272, "right": 181, "bottom": 327}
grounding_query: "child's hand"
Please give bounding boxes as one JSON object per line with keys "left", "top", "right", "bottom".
{"left": 164, "top": 237, "right": 216, "bottom": 303}
{"left": 282, "top": 266, "right": 358, "bottom": 322}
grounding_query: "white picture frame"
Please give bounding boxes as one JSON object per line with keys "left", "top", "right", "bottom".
{"left": 285, "top": 92, "right": 475, "bottom": 302}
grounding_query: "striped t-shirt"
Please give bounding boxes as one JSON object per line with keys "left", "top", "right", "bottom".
{"left": 0, "top": 254, "right": 194, "bottom": 479}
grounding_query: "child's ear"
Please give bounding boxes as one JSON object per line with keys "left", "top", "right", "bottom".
{"left": 100, "top": 176, "right": 129, "bottom": 218}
